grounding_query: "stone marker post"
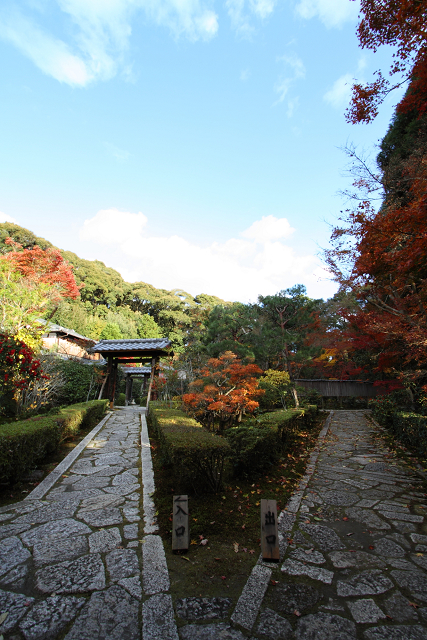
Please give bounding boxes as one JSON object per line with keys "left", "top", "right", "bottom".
{"left": 172, "top": 495, "right": 189, "bottom": 552}
{"left": 261, "top": 498, "right": 279, "bottom": 561}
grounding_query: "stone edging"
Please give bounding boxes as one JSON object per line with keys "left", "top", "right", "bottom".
{"left": 140, "top": 410, "right": 179, "bottom": 638}
{"left": 24, "top": 411, "right": 113, "bottom": 501}
{"left": 366, "top": 411, "right": 427, "bottom": 482}
{"left": 231, "top": 410, "right": 334, "bottom": 633}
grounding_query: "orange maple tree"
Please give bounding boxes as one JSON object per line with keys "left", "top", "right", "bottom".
{"left": 182, "top": 351, "right": 264, "bottom": 431}
{"left": 347, "top": 0, "right": 427, "bottom": 123}
{"left": 3, "top": 237, "right": 81, "bottom": 304}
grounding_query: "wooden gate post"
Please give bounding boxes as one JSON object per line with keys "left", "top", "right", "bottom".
{"left": 125, "top": 374, "right": 131, "bottom": 406}
{"left": 110, "top": 360, "right": 118, "bottom": 410}
{"left": 146, "top": 357, "right": 156, "bottom": 408}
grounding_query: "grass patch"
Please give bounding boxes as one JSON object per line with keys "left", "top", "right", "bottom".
{"left": 150, "top": 409, "right": 327, "bottom": 603}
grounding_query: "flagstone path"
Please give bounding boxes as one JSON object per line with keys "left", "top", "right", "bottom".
{"left": 0, "top": 409, "right": 427, "bottom": 639}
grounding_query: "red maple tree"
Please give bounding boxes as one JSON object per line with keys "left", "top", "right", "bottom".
{"left": 347, "top": 0, "right": 427, "bottom": 123}
{"left": 182, "top": 351, "right": 264, "bottom": 431}
{"left": 3, "top": 237, "right": 81, "bottom": 304}
{"left": 325, "top": 150, "right": 427, "bottom": 386}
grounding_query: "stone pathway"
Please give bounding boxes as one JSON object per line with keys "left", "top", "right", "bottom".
{"left": 239, "top": 410, "right": 427, "bottom": 640}
{"left": 1, "top": 409, "right": 427, "bottom": 639}
{"left": 0, "top": 407, "right": 149, "bottom": 639}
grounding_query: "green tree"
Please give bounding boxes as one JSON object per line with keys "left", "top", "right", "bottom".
{"left": 258, "top": 285, "right": 322, "bottom": 405}
{"left": 136, "top": 313, "right": 162, "bottom": 338}
{"left": 203, "top": 303, "right": 259, "bottom": 359}
{"left": 99, "top": 323, "right": 122, "bottom": 340}
{"left": 259, "top": 369, "right": 291, "bottom": 410}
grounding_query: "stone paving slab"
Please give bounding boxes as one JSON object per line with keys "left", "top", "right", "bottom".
{"left": 0, "top": 408, "right": 146, "bottom": 639}
{"left": 2, "top": 407, "right": 427, "bottom": 639}
{"left": 252, "top": 410, "right": 427, "bottom": 640}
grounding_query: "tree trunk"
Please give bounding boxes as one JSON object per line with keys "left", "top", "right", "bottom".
{"left": 291, "top": 387, "right": 299, "bottom": 408}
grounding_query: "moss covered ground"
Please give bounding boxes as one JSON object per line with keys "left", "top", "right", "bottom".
{"left": 151, "top": 412, "right": 327, "bottom": 602}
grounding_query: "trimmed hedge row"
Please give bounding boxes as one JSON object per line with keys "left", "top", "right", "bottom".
{"left": 381, "top": 411, "right": 427, "bottom": 459}
{"left": 147, "top": 402, "right": 320, "bottom": 490}
{"left": 0, "top": 399, "right": 109, "bottom": 484}
{"left": 146, "top": 401, "right": 231, "bottom": 493}
{"left": 225, "top": 405, "right": 319, "bottom": 478}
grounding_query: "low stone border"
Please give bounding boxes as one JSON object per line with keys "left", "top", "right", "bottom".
{"left": 24, "top": 411, "right": 113, "bottom": 501}
{"left": 139, "top": 410, "right": 179, "bottom": 639}
{"left": 366, "top": 411, "right": 427, "bottom": 482}
{"left": 231, "top": 565, "right": 272, "bottom": 630}
{"left": 280, "top": 410, "right": 334, "bottom": 516}
{"left": 140, "top": 411, "right": 158, "bottom": 535}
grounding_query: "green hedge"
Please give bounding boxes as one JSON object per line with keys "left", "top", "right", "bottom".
{"left": 147, "top": 402, "right": 319, "bottom": 488}
{"left": 388, "top": 412, "right": 427, "bottom": 458}
{"left": 225, "top": 406, "right": 319, "bottom": 478}
{"left": 146, "top": 401, "right": 231, "bottom": 493}
{"left": 115, "top": 393, "right": 126, "bottom": 406}
{"left": 0, "top": 399, "right": 108, "bottom": 484}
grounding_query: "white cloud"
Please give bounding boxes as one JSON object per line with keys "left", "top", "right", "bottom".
{"left": 274, "top": 54, "right": 305, "bottom": 107}
{"left": 287, "top": 96, "right": 299, "bottom": 117}
{"left": 241, "top": 215, "right": 295, "bottom": 242}
{"left": 0, "top": 212, "right": 17, "bottom": 223}
{"left": 80, "top": 208, "right": 148, "bottom": 244}
{"left": 0, "top": 8, "right": 93, "bottom": 86}
{"left": 323, "top": 72, "right": 353, "bottom": 108}
{"left": 295, "top": 0, "right": 359, "bottom": 28}
{"left": 0, "top": 0, "right": 218, "bottom": 87}
{"left": 104, "top": 142, "right": 131, "bottom": 162}
{"left": 79, "top": 208, "right": 337, "bottom": 301}
{"left": 250, "top": 0, "right": 276, "bottom": 19}
{"left": 226, "top": 0, "right": 275, "bottom": 35}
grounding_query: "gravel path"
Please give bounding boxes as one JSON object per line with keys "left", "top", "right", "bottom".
{"left": 1, "top": 408, "right": 427, "bottom": 639}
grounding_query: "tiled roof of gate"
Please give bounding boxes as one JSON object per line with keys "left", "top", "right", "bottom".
{"left": 121, "top": 366, "right": 151, "bottom": 374}
{"left": 91, "top": 338, "right": 171, "bottom": 353}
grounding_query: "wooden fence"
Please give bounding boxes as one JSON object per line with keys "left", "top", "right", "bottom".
{"left": 295, "top": 379, "right": 383, "bottom": 398}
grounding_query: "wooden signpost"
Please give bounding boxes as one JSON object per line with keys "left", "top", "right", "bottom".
{"left": 172, "top": 495, "right": 189, "bottom": 552}
{"left": 261, "top": 498, "right": 280, "bottom": 562}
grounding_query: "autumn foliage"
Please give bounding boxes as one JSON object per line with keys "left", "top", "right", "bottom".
{"left": 182, "top": 351, "right": 264, "bottom": 431}
{"left": 3, "top": 237, "right": 81, "bottom": 303}
{"left": 0, "top": 237, "right": 81, "bottom": 344}
{"left": 347, "top": 0, "right": 427, "bottom": 123}
{"left": 326, "top": 135, "right": 427, "bottom": 387}
{"left": 0, "top": 334, "right": 46, "bottom": 416}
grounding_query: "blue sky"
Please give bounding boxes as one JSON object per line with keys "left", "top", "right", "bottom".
{"left": 0, "top": 0, "right": 401, "bottom": 302}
